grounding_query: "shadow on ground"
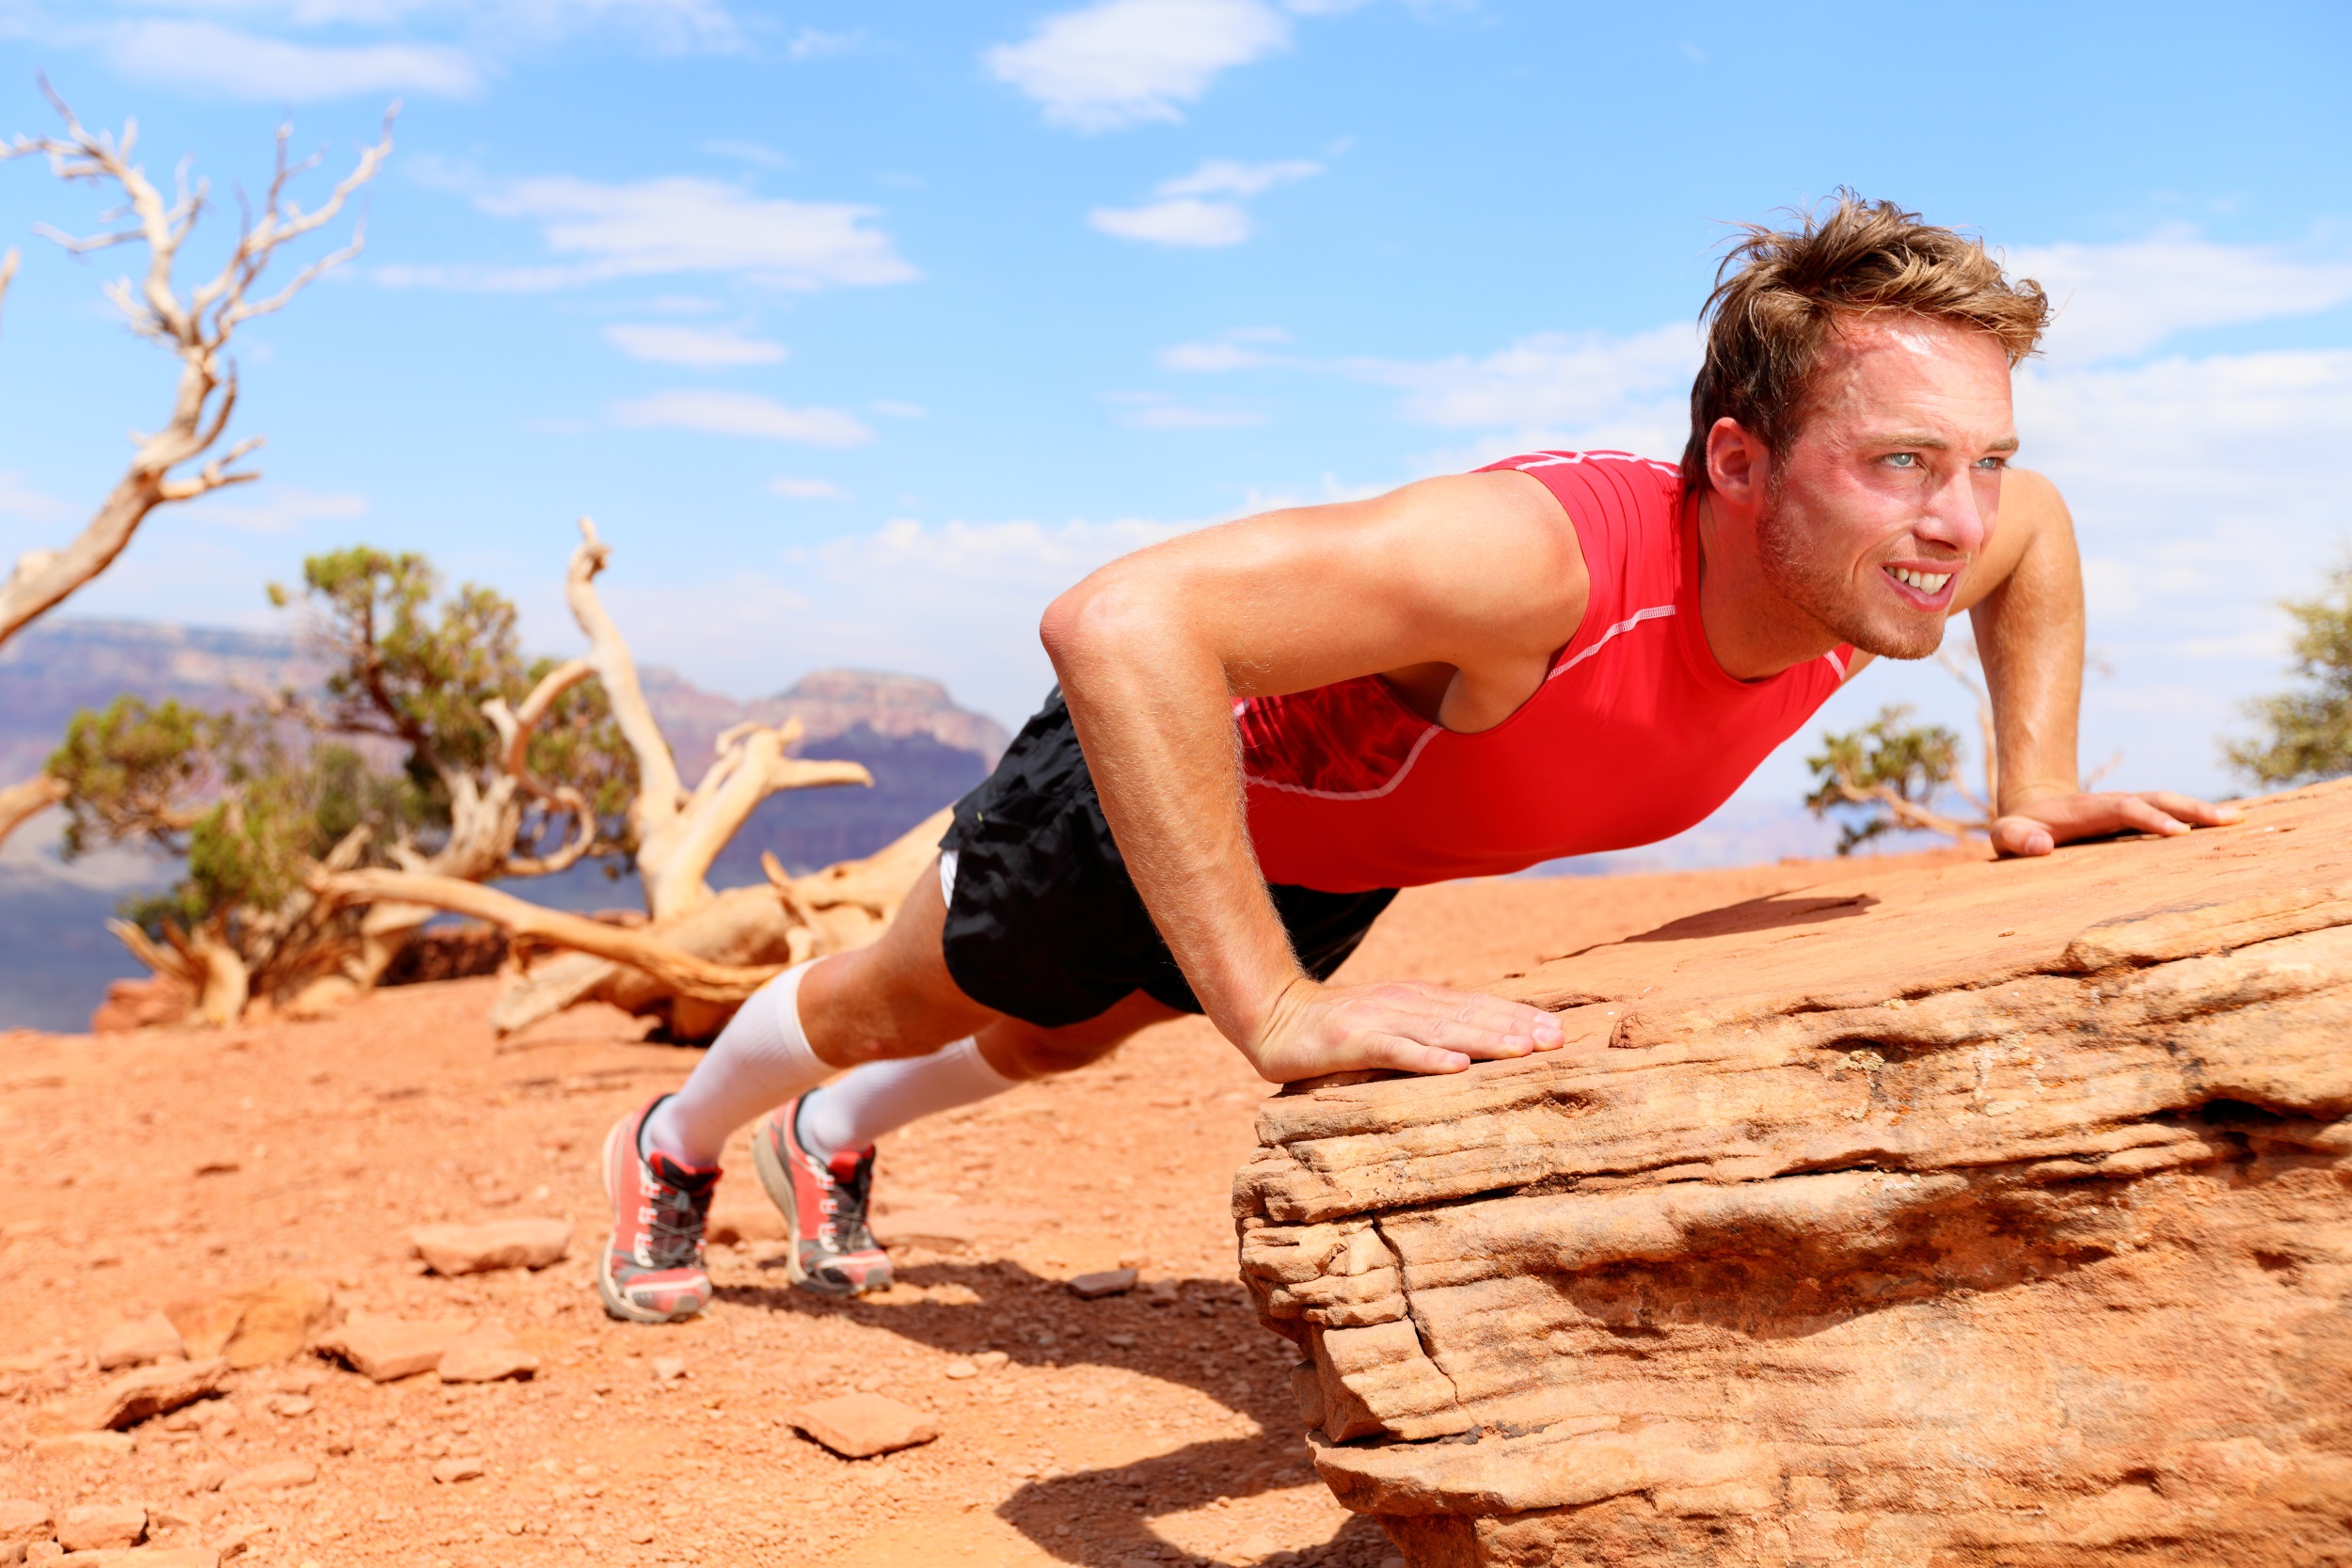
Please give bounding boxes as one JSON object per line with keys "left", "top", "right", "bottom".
{"left": 716, "top": 1259, "right": 1398, "bottom": 1566}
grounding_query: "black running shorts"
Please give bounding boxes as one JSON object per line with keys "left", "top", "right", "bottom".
{"left": 937, "top": 689, "right": 1398, "bottom": 1030}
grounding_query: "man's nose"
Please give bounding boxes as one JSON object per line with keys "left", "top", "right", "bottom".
{"left": 1916, "top": 464, "right": 1990, "bottom": 556}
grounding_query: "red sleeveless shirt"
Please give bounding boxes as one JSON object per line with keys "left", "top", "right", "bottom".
{"left": 1235, "top": 451, "right": 1851, "bottom": 892}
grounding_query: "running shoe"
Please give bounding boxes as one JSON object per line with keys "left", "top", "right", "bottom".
{"left": 751, "top": 1094, "right": 893, "bottom": 1297}
{"left": 597, "top": 1096, "right": 720, "bottom": 1323}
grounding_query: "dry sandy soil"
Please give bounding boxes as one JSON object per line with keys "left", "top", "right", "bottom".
{"left": 1, "top": 851, "right": 1964, "bottom": 1567}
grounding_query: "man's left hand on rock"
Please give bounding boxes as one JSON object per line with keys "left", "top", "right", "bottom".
{"left": 1243, "top": 976, "right": 1566, "bottom": 1084}
{"left": 1991, "top": 790, "right": 2245, "bottom": 858}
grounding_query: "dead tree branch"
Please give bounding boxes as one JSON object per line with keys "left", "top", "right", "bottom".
{"left": 0, "top": 771, "right": 67, "bottom": 843}
{"left": 0, "top": 88, "right": 395, "bottom": 647}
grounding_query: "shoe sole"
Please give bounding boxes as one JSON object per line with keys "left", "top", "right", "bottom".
{"left": 596, "top": 1113, "right": 705, "bottom": 1325}
{"left": 752, "top": 1112, "right": 882, "bottom": 1300}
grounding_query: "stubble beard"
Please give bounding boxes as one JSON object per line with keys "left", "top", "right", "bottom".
{"left": 1755, "top": 486, "right": 1947, "bottom": 661}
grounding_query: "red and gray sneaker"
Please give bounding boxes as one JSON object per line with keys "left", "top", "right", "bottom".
{"left": 751, "top": 1094, "right": 893, "bottom": 1298}
{"left": 597, "top": 1096, "right": 720, "bottom": 1324}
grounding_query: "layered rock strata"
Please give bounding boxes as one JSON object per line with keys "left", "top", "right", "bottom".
{"left": 1238, "top": 781, "right": 2352, "bottom": 1566}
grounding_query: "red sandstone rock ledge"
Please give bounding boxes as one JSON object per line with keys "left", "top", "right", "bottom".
{"left": 1239, "top": 778, "right": 2352, "bottom": 1567}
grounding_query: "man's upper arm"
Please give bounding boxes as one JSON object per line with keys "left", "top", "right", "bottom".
{"left": 1953, "top": 467, "right": 2074, "bottom": 619}
{"left": 1052, "top": 469, "right": 1588, "bottom": 701}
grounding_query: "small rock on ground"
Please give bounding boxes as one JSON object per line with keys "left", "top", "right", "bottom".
{"left": 408, "top": 1218, "right": 570, "bottom": 1275}
{"left": 0, "top": 1499, "right": 54, "bottom": 1546}
{"left": 788, "top": 1393, "right": 940, "bottom": 1460}
{"left": 432, "top": 1458, "right": 486, "bottom": 1484}
{"left": 436, "top": 1333, "right": 539, "bottom": 1384}
{"left": 1069, "top": 1267, "right": 1138, "bottom": 1299}
{"left": 315, "top": 1317, "right": 469, "bottom": 1383}
{"left": 57, "top": 1504, "right": 145, "bottom": 1552}
{"left": 59, "top": 1358, "right": 227, "bottom": 1432}
{"left": 221, "top": 1460, "right": 316, "bottom": 1493}
{"left": 96, "top": 1313, "right": 185, "bottom": 1370}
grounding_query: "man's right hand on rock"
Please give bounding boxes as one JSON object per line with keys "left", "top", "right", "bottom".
{"left": 1242, "top": 975, "right": 1566, "bottom": 1083}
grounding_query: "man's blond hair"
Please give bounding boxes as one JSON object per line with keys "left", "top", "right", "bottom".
{"left": 1679, "top": 193, "right": 2051, "bottom": 495}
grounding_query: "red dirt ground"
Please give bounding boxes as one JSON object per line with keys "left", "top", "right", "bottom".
{"left": 0, "top": 851, "right": 1965, "bottom": 1567}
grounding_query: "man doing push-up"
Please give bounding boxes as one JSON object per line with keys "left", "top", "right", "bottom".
{"left": 596, "top": 195, "right": 2239, "bottom": 1323}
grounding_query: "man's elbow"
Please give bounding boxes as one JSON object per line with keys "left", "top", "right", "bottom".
{"left": 1040, "top": 569, "right": 1166, "bottom": 673}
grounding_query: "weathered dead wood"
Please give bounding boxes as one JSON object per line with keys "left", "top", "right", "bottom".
{"left": 0, "top": 771, "right": 67, "bottom": 845}
{"left": 322, "top": 868, "right": 787, "bottom": 1001}
{"left": 313, "top": 519, "right": 907, "bottom": 1037}
{"left": 0, "top": 88, "right": 393, "bottom": 649}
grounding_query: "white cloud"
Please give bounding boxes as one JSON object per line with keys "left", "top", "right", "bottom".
{"left": 181, "top": 485, "right": 369, "bottom": 535}
{"left": 985, "top": 0, "right": 1290, "bottom": 132}
{"left": 769, "top": 477, "right": 849, "bottom": 499}
{"left": 608, "top": 390, "right": 873, "bottom": 446}
{"left": 2009, "top": 230, "right": 2352, "bottom": 363}
{"left": 1159, "top": 157, "right": 1322, "bottom": 198}
{"left": 1160, "top": 325, "right": 1292, "bottom": 371}
{"left": 379, "top": 175, "right": 918, "bottom": 293}
{"left": 0, "top": 471, "right": 72, "bottom": 526}
{"left": 99, "top": 0, "right": 740, "bottom": 51}
{"left": 1347, "top": 324, "right": 1700, "bottom": 460}
{"left": 786, "top": 26, "right": 862, "bottom": 59}
{"left": 593, "top": 514, "right": 1196, "bottom": 725}
{"left": 603, "top": 322, "right": 786, "bottom": 366}
{"left": 1089, "top": 197, "right": 1251, "bottom": 248}
{"left": 699, "top": 139, "right": 792, "bottom": 169}
{"left": 1108, "top": 394, "right": 1267, "bottom": 429}
{"left": 1092, "top": 156, "right": 1323, "bottom": 248}
{"left": 103, "top": 19, "right": 483, "bottom": 100}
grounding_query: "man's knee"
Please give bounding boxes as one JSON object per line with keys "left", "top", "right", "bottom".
{"left": 982, "top": 1022, "right": 1121, "bottom": 1080}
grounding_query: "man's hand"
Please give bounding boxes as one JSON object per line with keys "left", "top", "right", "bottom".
{"left": 1242, "top": 976, "right": 1566, "bottom": 1084}
{"left": 1991, "top": 789, "right": 2245, "bottom": 858}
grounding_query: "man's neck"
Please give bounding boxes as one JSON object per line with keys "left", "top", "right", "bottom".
{"left": 1693, "top": 491, "right": 1844, "bottom": 681}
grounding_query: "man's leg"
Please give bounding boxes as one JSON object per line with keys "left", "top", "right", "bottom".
{"left": 753, "top": 963, "right": 1181, "bottom": 1295}
{"left": 600, "top": 853, "right": 1000, "bottom": 1323}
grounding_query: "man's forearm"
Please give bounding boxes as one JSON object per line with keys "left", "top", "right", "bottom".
{"left": 1044, "top": 585, "right": 1304, "bottom": 1049}
{"left": 1973, "top": 486, "right": 2085, "bottom": 811}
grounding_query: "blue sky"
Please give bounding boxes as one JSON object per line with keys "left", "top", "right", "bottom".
{"left": 0, "top": 0, "right": 2348, "bottom": 855}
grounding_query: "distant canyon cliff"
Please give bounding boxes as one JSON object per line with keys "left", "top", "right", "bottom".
{"left": 0, "top": 620, "right": 1012, "bottom": 1029}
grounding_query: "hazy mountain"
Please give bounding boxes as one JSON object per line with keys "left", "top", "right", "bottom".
{"left": 0, "top": 617, "right": 1009, "bottom": 1031}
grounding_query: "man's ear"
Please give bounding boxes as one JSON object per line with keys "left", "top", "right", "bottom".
{"left": 1705, "top": 418, "right": 1770, "bottom": 512}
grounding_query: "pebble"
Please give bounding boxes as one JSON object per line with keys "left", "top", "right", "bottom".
{"left": 221, "top": 1459, "right": 317, "bottom": 1493}
{"left": 650, "top": 1356, "right": 687, "bottom": 1382}
{"left": 96, "top": 1313, "right": 186, "bottom": 1371}
{"left": 1068, "top": 1268, "right": 1138, "bottom": 1300}
{"left": 431, "top": 1458, "right": 486, "bottom": 1484}
{"left": 943, "top": 1361, "right": 979, "bottom": 1380}
{"left": 788, "top": 1393, "right": 941, "bottom": 1460}
{"left": 56, "top": 1358, "right": 228, "bottom": 1432}
{"left": 0, "top": 1500, "right": 53, "bottom": 1548}
{"left": 57, "top": 1503, "right": 146, "bottom": 1552}
{"left": 972, "top": 1352, "right": 1009, "bottom": 1372}
{"left": 409, "top": 1217, "right": 572, "bottom": 1275}
{"left": 436, "top": 1334, "right": 540, "bottom": 1385}
{"left": 316, "top": 1317, "right": 470, "bottom": 1383}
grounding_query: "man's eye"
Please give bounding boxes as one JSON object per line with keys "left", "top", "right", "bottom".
{"left": 1883, "top": 452, "right": 1918, "bottom": 468}
{"left": 1974, "top": 455, "right": 2009, "bottom": 469}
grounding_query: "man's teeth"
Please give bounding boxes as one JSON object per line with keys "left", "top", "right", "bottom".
{"left": 1890, "top": 567, "right": 1952, "bottom": 594}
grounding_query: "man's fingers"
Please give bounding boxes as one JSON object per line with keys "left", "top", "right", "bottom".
{"left": 1356, "top": 1034, "right": 1472, "bottom": 1075}
{"left": 2114, "top": 796, "right": 2192, "bottom": 836}
{"left": 1991, "top": 815, "right": 2055, "bottom": 858}
{"left": 1379, "top": 985, "right": 1565, "bottom": 1044}
{"left": 2137, "top": 791, "right": 2243, "bottom": 827}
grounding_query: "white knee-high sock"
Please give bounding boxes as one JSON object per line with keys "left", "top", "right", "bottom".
{"left": 644, "top": 961, "right": 829, "bottom": 1169}
{"left": 794, "top": 1037, "right": 1017, "bottom": 1164}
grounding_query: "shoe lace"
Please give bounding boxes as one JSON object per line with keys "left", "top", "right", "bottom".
{"left": 644, "top": 1163, "right": 716, "bottom": 1270}
{"left": 818, "top": 1151, "right": 877, "bottom": 1252}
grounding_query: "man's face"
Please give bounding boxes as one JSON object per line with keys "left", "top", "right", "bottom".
{"left": 1753, "top": 316, "right": 2017, "bottom": 659}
